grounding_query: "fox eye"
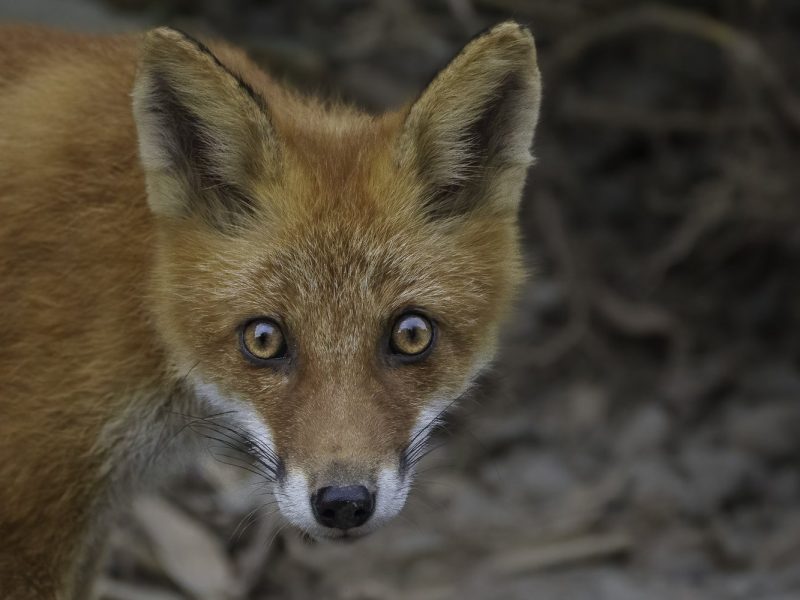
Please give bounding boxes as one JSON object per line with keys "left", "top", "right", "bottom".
{"left": 390, "top": 313, "right": 434, "bottom": 358}
{"left": 240, "top": 318, "right": 287, "bottom": 363}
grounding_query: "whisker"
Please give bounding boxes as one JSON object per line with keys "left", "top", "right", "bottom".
{"left": 193, "top": 418, "right": 281, "bottom": 468}
{"left": 407, "top": 441, "right": 447, "bottom": 470}
{"left": 188, "top": 421, "right": 281, "bottom": 478}
{"left": 207, "top": 449, "right": 277, "bottom": 482}
{"left": 231, "top": 504, "right": 265, "bottom": 543}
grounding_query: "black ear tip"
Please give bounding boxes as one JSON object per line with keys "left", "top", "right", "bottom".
{"left": 144, "top": 26, "right": 211, "bottom": 56}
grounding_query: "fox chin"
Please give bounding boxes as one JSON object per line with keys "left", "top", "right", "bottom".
{"left": 0, "top": 21, "right": 541, "bottom": 599}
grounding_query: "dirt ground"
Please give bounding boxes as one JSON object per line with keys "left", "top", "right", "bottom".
{"left": 3, "top": 1, "right": 799, "bottom": 598}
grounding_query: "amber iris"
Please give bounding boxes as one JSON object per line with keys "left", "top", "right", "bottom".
{"left": 390, "top": 313, "right": 433, "bottom": 356}
{"left": 241, "top": 318, "right": 286, "bottom": 361}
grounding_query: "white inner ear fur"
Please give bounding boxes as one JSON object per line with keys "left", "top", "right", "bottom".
{"left": 131, "top": 72, "right": 173, "bottom": 175}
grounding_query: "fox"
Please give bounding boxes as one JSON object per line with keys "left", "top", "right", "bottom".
{"left": 0, "top": 21, "right": 541, "bottom": 599}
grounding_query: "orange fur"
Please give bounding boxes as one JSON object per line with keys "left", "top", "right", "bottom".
{"left": 0, "top": 23, "right": 540, "bottom": 598}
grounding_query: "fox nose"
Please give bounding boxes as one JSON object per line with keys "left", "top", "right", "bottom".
{"left": 311, "top": 485, "right": 375, "bottom": 530}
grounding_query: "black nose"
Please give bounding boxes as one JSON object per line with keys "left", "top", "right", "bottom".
{"left": 311, "top": 485, "right": 375, "bottom": 530}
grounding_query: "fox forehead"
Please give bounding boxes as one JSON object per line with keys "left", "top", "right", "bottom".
{"left": 157, "top": 187, "right": 520, "bottom": 358}
{"left": 157, "top": 103, "right": 519, "bottom": 327}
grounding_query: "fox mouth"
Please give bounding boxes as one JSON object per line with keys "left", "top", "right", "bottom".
{"left": 299, "top": 514, "right": 384, "bottom": 543}
{"left": 314, "top": 529, "right": 369, "bottom": 543}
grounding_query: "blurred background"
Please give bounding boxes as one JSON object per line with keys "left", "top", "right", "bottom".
{"left": 3, "top": 1, "right": 799, "bottom": 598}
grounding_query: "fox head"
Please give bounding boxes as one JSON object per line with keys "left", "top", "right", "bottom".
{"left": 132, "top": 23, "right": 541, "bottom": 539}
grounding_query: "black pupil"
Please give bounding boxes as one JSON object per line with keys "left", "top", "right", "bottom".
{"left": 397, "top": 316, "right": 428, "bottom": 351}
{"left": 253, "top": 322, "right": 276, "bottom": 349}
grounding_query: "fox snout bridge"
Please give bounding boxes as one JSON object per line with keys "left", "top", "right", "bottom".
{"left": 311, "top": 485, "right": 375, "bottom": 530}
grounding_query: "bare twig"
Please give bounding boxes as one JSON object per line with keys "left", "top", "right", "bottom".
{"left": 487, "top": 532, "right": 632, "bottom": 576}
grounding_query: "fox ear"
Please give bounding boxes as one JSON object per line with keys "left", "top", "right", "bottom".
{"left": 132, "top": 27, "right": 278, "bottom": 228}
{"left": 397, "top": 22, "right": 541, "bottom": 218}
